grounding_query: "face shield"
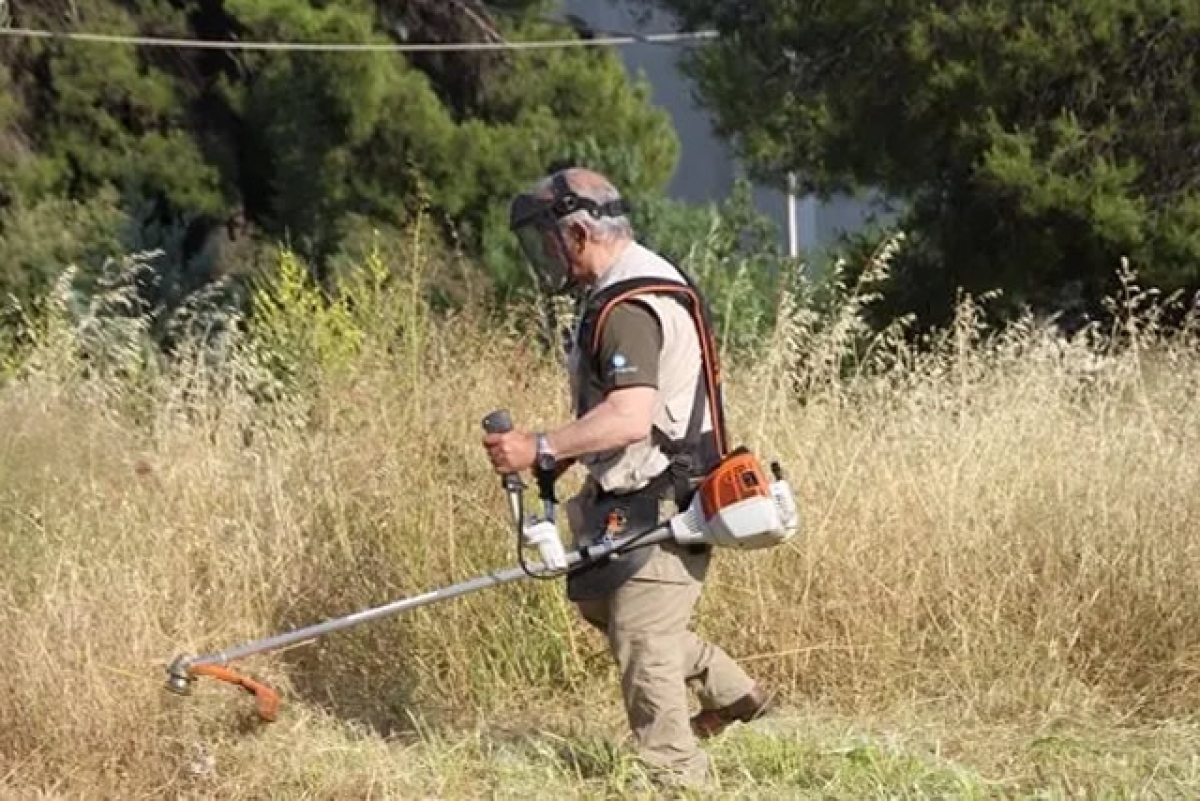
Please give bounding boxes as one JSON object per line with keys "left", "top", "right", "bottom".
{"left": 511, "top": 207, "right": 573, "bottom": 294}
{"left": 509, "top": 173, "right": 632, "bottom": 295}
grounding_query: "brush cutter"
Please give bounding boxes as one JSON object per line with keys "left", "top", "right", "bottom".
{"left": 162, "top": 410, "right": 801, "bottom": 721}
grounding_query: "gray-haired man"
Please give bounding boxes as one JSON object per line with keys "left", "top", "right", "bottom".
{"left": 483, "top": 168, "right": 773, "bottom": 787}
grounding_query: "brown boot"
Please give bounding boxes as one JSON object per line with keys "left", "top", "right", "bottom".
{"left": 690, "top": 686, "right": 776, "bottom": 739}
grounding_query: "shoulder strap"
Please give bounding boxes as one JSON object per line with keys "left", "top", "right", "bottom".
{"left": 578, "top": 273, "right": 730, "bottom": 462}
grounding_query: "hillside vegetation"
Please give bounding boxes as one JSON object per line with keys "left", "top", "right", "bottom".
{"left": 1, "top": 241, "right": 1198, "bottom": 797}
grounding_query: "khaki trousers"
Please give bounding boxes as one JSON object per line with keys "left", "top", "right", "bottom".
{"left": 575, "top": 541, "right": 757, "bottom": 785}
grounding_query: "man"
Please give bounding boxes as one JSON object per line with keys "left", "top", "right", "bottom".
{"left": 482, "top": 168, "right": 773, "bottom": 787}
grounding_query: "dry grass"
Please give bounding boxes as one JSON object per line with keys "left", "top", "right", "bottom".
{"left": 1, "top": 248, "right": 1198, "bottom": 798}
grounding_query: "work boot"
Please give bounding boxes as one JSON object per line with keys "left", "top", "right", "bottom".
{"left": 690, "top": 686, "right": 776, "bottom": 739}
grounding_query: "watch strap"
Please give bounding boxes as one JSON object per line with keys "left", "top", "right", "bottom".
{"left": 535, "top": 432, "right": 556, "bottom": 470}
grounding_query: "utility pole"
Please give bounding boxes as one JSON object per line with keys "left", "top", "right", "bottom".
{"left": 786, "top": 172, "right": 799, "bottom": 258}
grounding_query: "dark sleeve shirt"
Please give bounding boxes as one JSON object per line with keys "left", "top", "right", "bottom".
{"left": 593, "top": 300, "right": 663, "bottom": 393}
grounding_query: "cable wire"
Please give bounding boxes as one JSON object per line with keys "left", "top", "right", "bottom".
{"left": 0, "top": 26, "right": 717, "bottom": 52}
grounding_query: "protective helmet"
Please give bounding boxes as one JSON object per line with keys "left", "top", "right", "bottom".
{"left": 509, "top": 171, "right": 632, "bottom": 294}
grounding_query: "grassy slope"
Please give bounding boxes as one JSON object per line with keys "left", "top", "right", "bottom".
{"left": 2, "top": 256, "right": 1198, "bottom": 798}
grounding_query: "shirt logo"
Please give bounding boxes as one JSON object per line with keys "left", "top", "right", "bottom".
{"left": 609, "top": 352, "right": 637, "bottom": 376}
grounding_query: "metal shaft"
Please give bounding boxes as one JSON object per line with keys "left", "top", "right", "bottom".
{"left": 187, "top": 565, "right": 529, "bottom": 669}
{"left": 177, "top": 525, "right": 671, "bottom": 672}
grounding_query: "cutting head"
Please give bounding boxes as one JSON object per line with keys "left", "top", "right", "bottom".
{"left": 164, "top": 655, "right": 280, "bottom": 722}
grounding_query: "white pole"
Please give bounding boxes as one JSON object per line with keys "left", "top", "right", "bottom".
{"left": 786, "top": 172, "right": 799, "bottom": 258}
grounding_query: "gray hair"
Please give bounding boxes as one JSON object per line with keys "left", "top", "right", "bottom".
{"left": 536, "top": 171, "right": 634, "bottom": 243}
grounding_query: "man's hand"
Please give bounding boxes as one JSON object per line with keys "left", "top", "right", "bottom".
{"left": 481, "top": 386, "right": 655, "bottom": 475}
{"left": 483, "top": 430, "right": 537, "bottom": 474}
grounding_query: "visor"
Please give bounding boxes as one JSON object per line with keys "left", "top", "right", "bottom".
{"left": 514, "top": 221, "right": 572, "bottom": 293}
{"left": 508, "top": 172, "right": 633, "bottom": 294}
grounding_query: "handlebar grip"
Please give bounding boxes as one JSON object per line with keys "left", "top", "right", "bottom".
{"left": 482, "top": 409, "right": 513, "bottom": 435}
{"left": 482, "top": 410, "right": 524, "bottom": 500}
{"left": 488, "top": 409, "right": 556, "bottom": 512}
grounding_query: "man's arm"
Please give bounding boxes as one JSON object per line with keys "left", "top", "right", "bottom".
{"left": 544, "top": 385, "right": 656, "bottom": 460}
{"left": 480, "top": 386, "right": 657, "bottom": 475}
{"left": 548, "top": 299, "right": 661, "bottom": 459}
{"left": 482, "top": 301, "right": 662, "bottom": 474}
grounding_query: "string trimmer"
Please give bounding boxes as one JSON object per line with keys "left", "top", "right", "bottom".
{"left": 162, "top": 409, "right": 801, "bottom": 720}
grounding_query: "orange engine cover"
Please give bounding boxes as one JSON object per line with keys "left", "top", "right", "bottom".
{"left": 699, "top": 448, "right": 771, "bottom": 519}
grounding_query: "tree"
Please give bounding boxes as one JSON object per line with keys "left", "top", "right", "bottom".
{"left": 0, "top": 0, "right": 680, "bottom": 319}
{"left": 643, "top": 0, "right": 1200, "bottom": 330}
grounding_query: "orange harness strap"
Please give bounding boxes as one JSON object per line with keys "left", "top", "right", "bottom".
{"left": 584, "top": 278, "right": 730, "bottom": 461}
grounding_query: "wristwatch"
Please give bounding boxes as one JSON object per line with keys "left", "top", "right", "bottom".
{"left": 534, "top": 432, "right": 557, "bottom": 473}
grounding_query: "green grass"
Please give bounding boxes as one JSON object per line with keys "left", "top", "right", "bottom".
{"left": 8, "top": 701, "right": 1193, "bottom": 799}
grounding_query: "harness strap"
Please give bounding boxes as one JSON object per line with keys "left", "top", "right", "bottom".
{"left": 587, "top": 279, "right": 729, "bottom": 460}
{"left": 579, "top": 270, "right": 729, "bottom": 501}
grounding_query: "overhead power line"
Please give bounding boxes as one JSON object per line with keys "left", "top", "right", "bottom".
{"left": 0, "top": 26, "right": 718, "bottom": 52}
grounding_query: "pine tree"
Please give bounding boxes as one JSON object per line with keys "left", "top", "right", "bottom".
{"left": 645, "top": 0, "right": 1200, "bottom": 328}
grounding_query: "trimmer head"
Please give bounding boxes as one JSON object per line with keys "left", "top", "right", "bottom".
{"left": 165, "top": 655, "right": 195, "bottom": 696}
{"left": 163, "top": 655, "right": 280, "bottom": 721}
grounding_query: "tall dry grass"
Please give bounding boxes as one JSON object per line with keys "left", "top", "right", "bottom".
{"left": 1, "top": 243, "right": 1198, "bottom": 796}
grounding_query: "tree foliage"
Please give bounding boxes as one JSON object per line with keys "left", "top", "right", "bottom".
{"left": 647, "top": 0, "right": 1200, "bottom": 329}
{"left": 0, "top": 0, "right": 680, "bottom": 320}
